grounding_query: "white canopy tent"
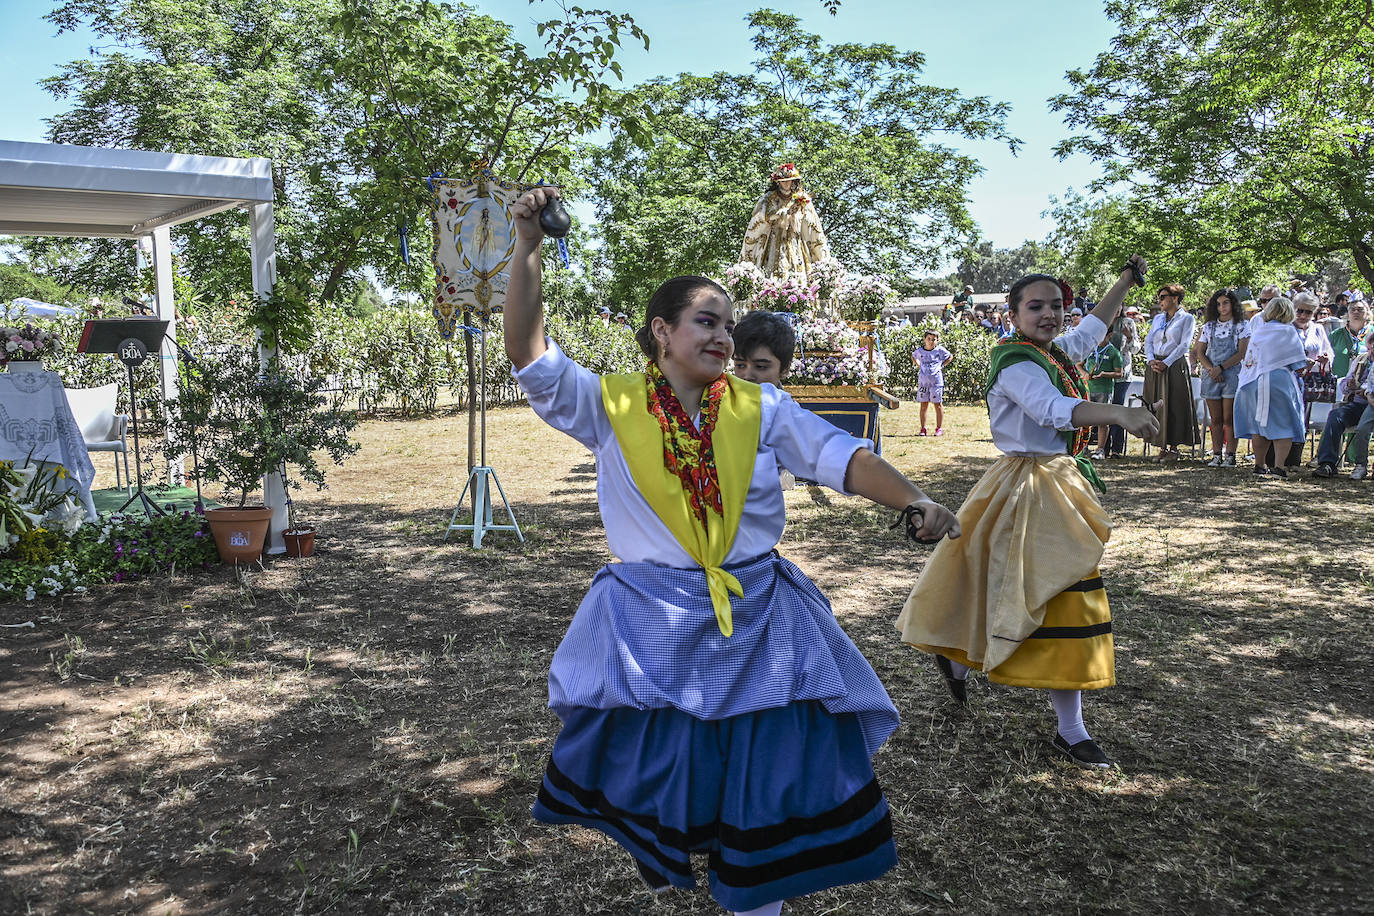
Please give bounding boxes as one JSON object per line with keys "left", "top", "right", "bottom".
{"left": 0, "top": 139, "right": 288, "bottom": 552}
{"left": 6, "top": 297, "right": 81, "bottom": 318}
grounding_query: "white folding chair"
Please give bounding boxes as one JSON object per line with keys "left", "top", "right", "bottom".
{"left": 65, "top": 383, "right": 131, "bottom": 493}
{"left": 1306, "top": 401, "right": 1334, "bottom": 464}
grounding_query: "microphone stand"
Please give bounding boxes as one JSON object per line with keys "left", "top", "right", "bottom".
{"left": 164, "top": 332, "right": 206, "bottom": 513}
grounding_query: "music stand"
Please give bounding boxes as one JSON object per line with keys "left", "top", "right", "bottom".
{"left": 79, "top": 318, "right": 170, "bottom": 517}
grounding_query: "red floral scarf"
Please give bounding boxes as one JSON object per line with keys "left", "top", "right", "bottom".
{"left": 644, "top": 362, "right": 728, "bottom": 528}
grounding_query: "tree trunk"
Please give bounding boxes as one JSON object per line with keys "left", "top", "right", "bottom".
{"left": 319, "top": 235, "right": 362, "bottom": 302}
{"left": 1350, "top": 243, "right": 1374, "bottom": 293}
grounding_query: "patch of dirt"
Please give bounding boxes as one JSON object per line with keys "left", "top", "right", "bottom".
{"left": 2, "top": 402, "right": 1370, "bottom": 914}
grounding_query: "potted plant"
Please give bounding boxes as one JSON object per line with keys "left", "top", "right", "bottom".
{"left": 280, "top": 487, "right": 315, "bottom": 558}
{"left": 166, "top": 276, "right": 358, "bottom": 563}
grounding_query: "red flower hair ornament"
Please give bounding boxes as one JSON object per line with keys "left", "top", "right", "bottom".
{"left": 770, "top": 162, "right": 802, "bottom": 182}
{"left": 1059, "top": 279, "right": 1075, "bottom": 307}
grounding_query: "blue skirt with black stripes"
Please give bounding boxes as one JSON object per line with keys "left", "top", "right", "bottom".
{"left": 532, "top": 552, "right": 899, "bottom": 911}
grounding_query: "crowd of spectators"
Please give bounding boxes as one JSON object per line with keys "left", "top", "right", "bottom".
{"left": 919, "top": 278, "right": 1371, "bottom": 480}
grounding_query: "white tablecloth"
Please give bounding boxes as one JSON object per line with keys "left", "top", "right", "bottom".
{"left": 0, "top": 366, "right": 98, "bottom": 521}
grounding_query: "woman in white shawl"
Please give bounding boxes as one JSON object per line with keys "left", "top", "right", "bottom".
{"left": 1235, "top": 297, "right": 1308, "bottom": 478}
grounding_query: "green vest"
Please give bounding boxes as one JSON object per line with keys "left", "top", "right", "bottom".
{"left": 984, "top": 339, "right": 1105, "bottom": 493}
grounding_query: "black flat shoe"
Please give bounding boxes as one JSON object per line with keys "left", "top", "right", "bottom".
{"left": 934, "top": 655, "right": 968, "bottom": 704}
{"left": 1052, "top": 734, "right": 1113, "bottom": 768}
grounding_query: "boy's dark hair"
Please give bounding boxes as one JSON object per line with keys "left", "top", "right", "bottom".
{"left": 731, "top": 310, "right": 796, "bottom": 372}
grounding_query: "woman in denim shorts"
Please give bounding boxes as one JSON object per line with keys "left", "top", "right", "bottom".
{"left": 1191, "top": 289, "right": 1251, "bottom": 466}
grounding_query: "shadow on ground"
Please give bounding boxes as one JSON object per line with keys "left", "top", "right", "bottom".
{"left": 2, "top": 408, "right": 1371, "bottom": 914}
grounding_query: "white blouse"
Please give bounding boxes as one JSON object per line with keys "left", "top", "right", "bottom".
{"left": 1144, "top": 310, "right": 1197, "bottom": 366}
{"left": 514, "top": 340, "right": 869, "bottom": 568}
{"left": 986, "top": 314, "right": 1107, "bottom": 456}
{"left": 1296, "top": 322, "right": 1334, "bottom": 363}
{"left": 1197, "top": 320, "right": 1251, "bottom": 345}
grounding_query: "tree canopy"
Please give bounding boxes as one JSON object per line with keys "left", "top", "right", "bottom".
{"left": 584, "top": 10, "right": 1019, "bottom": 310}
{"left": 0, "top": 260, "right": 78, "bottom": 307}
{"left": 956, "top": 240, "right": 1058, "bottom": 293}
{"left": 33, "top": 0, "right": 648, "bottom": 304}
{"left": 1052, "top": 0, "right": 1374, "bottom": 288}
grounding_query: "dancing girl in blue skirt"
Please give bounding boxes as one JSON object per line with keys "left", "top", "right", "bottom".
{"left": 503, "top": 186, "right": 961, "bottom": 915}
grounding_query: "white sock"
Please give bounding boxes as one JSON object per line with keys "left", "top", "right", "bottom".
{"left": 947, "top": 659, "right": 970, "bottom": 680}
{"left": 734, "top": 903, "right": 783, "bottom": 916}
{"left": 1049, "top": 689, "right": 1091, "bottom": 745}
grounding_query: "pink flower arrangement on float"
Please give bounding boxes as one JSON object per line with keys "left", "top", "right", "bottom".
{"left": 756, "top": 275, "right": 820, "bottom": 311}
{"left": 797, "top": 318, "right": 860, "bottom": 352}
{"left": 2, "top": 324, "right": 62, "bottom": 364}
{"left": 723, "top": 261, "right": 766, "bottom": 305}
{"left": 838, "top": 274, "right": 896, "bottom": 321}
{"left": 791, "top": 317, "right": 889, "bottom": 387}
{"left": 790, "top": 346, "right": 889, "bottom": 386}
{"left": 807, "top": 259, "right": 846, "bottom": 301}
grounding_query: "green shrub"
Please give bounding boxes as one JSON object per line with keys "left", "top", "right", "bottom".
{"left": 9, "top": 528, "right": 64, "bottom": 566}
{"left": 0, "top": 509, "right": 221, "bottom": 601}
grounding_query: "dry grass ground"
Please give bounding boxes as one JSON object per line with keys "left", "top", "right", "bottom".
{"left": 2, "top": 400, "right": 1371, "bottom": 915}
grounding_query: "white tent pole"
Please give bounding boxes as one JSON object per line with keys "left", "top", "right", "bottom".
{"left": 150, "top": 225, "right": 183, "bottom": 486}
{"left": 249, "top": 200, "right": 287, "bottom": 554}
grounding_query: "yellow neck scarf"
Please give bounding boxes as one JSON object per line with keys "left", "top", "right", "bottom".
{"left": 601, "top": 370, "right": 762, "bottom": 636}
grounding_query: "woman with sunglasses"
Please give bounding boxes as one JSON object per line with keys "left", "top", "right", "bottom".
{"left": 1293, "top": 291, "right": 1336, "bottom": 408}
{"left": 1143, "top": 284, "right": 1198, "bottom": 461}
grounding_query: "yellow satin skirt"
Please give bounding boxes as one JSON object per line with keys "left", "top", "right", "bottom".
{"left": 926, "top": 571, "right": 1114, "bottom": 689}
{"left": 897, "top": 455, "right": 1115, "bottom": 691}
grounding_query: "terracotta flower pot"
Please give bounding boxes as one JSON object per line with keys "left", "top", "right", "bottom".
{"left": 282, "top": 527, "right": 316, "bottom": 558}
{"left": 204, "top": 506, "right": 273, "bottom": 564}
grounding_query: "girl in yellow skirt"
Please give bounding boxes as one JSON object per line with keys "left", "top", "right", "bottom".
{"left": 896, "top": 257, "right": 1160, "bottom": 767}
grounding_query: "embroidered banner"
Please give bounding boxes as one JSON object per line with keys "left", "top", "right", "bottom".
{"left": 429, "top": 166, "right": 530, "bottom": 337}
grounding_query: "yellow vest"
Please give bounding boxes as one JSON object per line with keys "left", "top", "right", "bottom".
{"left": 600, "top": 373, "right": 762, "bottom": 636}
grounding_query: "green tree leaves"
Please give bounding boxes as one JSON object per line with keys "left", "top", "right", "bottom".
{"left": 1052, "top": 0, "right": 1374, "bottom": 288}
{"left": 585, "top": 10, "right": 1018, "bottom": 310}
{"left": 35, "top": 0, "right": 648, "bottom": 305}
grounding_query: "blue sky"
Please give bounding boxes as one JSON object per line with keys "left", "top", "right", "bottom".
{"left": 0, "top": 0, "right": 1118, "bottom": 250}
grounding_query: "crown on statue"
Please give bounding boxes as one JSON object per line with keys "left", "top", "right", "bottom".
{"left": 770, "top": 162, "right": 801, "bottom": 182}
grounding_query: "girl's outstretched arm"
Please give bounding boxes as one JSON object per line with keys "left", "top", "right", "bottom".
{"left": 505, "top": 186, "right": 560, "bottom": 370}
{"left": 843, "top": 449, "right": 961, "bottom": 542}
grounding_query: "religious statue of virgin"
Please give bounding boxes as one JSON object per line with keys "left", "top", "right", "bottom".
{"left": 739, "top": 162, "right": 832, "bottom": 280}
